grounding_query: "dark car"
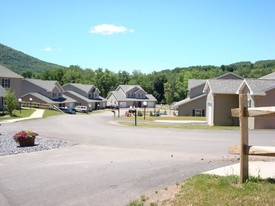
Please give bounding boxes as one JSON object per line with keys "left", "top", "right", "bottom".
{"left": 65, "top": 108, "right": 76, "bottom": 114}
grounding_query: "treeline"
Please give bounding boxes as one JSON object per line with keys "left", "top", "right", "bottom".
{"left": 21, "top": 61, "right": 275, "bottom": 103}
{"left": 0, "top": 43, "right": 65, "bottom": 73}
{"left": 2, "top": 43, "right": 275, "bottom": 103}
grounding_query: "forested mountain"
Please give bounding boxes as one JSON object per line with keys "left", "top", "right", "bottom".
{"left": 1, "top": 43, "right": 275, "bottom": 103}
{"left": 0, "top": 43, "right": 66, "bottom": 74}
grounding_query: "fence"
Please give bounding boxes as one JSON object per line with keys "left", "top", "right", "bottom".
{"left": 21, "top": 101, "right": 51, "bottom": 109}
{"left": 230, "top": 94, "right": 275, "bottom": 183}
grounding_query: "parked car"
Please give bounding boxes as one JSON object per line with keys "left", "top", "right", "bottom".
{"left": 58, "top": 107, "right": 76, "bottom": 114}
{"left": 75, "top": 106, "right": 88, "bottom": 113}
{"left": 65, "top": 108, "right": 76, "bottom": 114}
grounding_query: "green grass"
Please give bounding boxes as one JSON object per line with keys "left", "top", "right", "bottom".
{"left": 0, "top": 108, "right": 35, "bottom": 120}
{"left": 171, "top": 175, "right": 275, "bottom": 206}
{"left": 128, "top": 175, "right": 275, "bottom": 206}
{"left": 118, "top": 115, "right": 238, "bottom": 130}
{"left": 43, "top": 109, "right": 64, "bottom": 117}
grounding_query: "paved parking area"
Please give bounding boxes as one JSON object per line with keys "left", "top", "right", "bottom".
{"left": 0, "top": 111, "right": 274, "bottom": 206}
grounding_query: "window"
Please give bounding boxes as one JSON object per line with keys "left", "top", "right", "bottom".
{"left": 247, "top": 100, "right": 252, "bottom": 108}
{"left": 52, "top": 93, "right": 58, "bottom": 99}
{"left": 2, "top": 79, "right": 10, "bottom": 88}
{"left": 192, "top": 109, "right": 205, "bottom": 117}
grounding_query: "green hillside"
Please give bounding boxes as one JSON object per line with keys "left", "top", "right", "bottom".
{"left": 0, "top": 43, "right": 66, "bottom": 74}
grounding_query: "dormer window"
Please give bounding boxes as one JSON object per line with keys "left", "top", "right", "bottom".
{"left": 52, "top": 92, "right": 58, "bottom": 99}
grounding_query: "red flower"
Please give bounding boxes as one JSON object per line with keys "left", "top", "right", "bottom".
{"left": 13, "top": 131, "right": 38, "bottom": 143}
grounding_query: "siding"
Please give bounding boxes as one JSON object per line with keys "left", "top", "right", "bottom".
{"left": 213, "top": 94, "right": 239, "bottom": 126}
{"left": 178, "top": 96, "right": 206, "bottom": 116}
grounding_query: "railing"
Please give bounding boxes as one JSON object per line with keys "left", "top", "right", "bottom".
{"left": 230, "top": 94, "right": 275, "bottom": 183}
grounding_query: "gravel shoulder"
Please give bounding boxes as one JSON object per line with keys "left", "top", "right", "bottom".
{"left": 0, "top": 131, "right": 70, "bottom": 156}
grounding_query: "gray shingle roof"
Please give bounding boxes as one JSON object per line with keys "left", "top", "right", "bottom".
{"left": 259, "top": 72, "right": 275, "bottom": 80}
{"left": 216, "top": 72, "right": 243, "bottom": 80}
{"left": 244, "top": 79, "right": 275, "bottom": 95}
{"left": 110, "top": 90, "right": 156, "bottom": 102}
{"left": 0, "top": 64, "right": 23, "bottom": 78}
{"left": 63, "top": 83, "right": 97, "bottom": 93}
{"left": 204, "top": 79, "right": 243, "bottom": 94}
{"left": 188, "top": 80, "right": 206, "bottom": 90}
{"left": 25, "top": 79, "right": 64, "bottom": 92}
{"left": 22, "top": 92, "right": 76, "bottom": 104}
{"left": 64, "top": 91, "right": 99, "bottom": 103}
{"left": 118, "top": 85, "right": 143, "bottom": 93}
{"left": 173, "top": 94, "right": 207, "bottom": 108}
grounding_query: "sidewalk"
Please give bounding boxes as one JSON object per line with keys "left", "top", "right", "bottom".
{"left": 204, "top": 161, "right": 275, "bottom": 179}
{"left": 0, "top": 109, "right": 45, "bottom": 124}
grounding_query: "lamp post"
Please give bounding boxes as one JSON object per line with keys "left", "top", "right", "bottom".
{"left": 134, "top": 107, "right": 138, "bottom": 126}
{"left": 143, "top": 101, "right": 147, "bottom": 120}
{"left": 18, "top": 98, "right": 22, "bottom": 113}
{"left": 29, "top": 98, "right": 32, "bottom": 109}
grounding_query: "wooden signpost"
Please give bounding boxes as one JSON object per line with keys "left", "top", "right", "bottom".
{"left": 230, "top": 94, "right": 275, "bottom": 183}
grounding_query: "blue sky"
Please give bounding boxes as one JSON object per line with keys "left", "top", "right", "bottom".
{"left": 1, "top": 0, "right": 275, "bottom": 73}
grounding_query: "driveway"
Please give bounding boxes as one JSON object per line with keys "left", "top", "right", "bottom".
{"left": 0, "top": 112, "right": 274, "bottom": 206}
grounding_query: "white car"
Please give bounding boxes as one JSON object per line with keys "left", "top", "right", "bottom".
{"left": 74, "top": 106, "right": 88, "bottom": 113}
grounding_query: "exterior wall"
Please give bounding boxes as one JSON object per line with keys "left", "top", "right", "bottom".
{"left": 147, "top": 102, "right": 155, "bottom": 108}
{"left": 64, "top": 91, "right": 95, "bottom": 109}
{"left": 107, "top": 93, "right": 118, "bottom": 107}
{"left": 178, "top": 96, "right": 206, "bottom": 116}
{"left": 119, "top": 102, "right": 127, "bottom": 108}
{"left": 0, "top": 77, "right": 22, "bottom": 99}
{"left": 21, "top": 80, "right": 49, "bottom": 98}
{"left": 63, "top": 84, "right": 87, "bottom": 97}
{"left": 134, "top": 90, "right": 146, "bottom": 98}
{"left": 189, "top": 84, "right": 205, "bottom": 99}
{"left": 21, "top": 94, "right": 48, "bottom": 105}
{"left": 253, "top": 89, "right": 275, "bottom": 129}
{"left": 93, "top": 90, "right": 100, "bottom": 98}
{"left": 213, "top": 94, "right": 239, "bottom": 126}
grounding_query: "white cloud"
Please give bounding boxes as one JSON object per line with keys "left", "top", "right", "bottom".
{"left": 43, "top": 47, "right": 53, "bottom": 52}
{"left": 89, "top": 24, "right": 134, "bottom": 35}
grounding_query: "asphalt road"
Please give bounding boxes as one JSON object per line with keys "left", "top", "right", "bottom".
{"left": 0, "top": 112, "right": 274, "bottom": 206}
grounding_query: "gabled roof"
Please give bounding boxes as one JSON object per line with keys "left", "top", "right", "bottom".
{"left": 0, "top": 64, "right": 23, "bottom": 78}
{"left": 64, "top": 91, "right": 99, "bottom": 103}
{"left": 117, "top": 85, "right": 144, "bottom": 93}
{"left": 22, "top": 92, "right": 76, "bottom": 104}
{"left": 25, "top": 79, "right": 64, "bottom": 92}
{"left": 109, "top": 90, "right": 156, "bottom": 102}
{"left": 259, "top": 72, "right": 275, "bottom": 80}
{"left": 173, "top": 94, "right": 207, "bottom": 109}
{"left": 188, "top": 80, "right": 206, "bottom": 90}
{"left": 203, "top": 79, "right": 243, "bottom": 94}
{"left": 145, "top": 94, "right": 157, "bottom": 102}
{"left": 188, "top": 73, "right": 243, "bottom": 90}
{"left": 237, "top": 79, "right": 275, "bottom": 95}
{"left": 63, "top": 83, "right": 98, "bottom": 94}
{"left": 216, "top": 72, "right": 243, "bottom": 80}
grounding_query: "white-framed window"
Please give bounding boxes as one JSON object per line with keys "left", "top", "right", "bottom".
{"left": 247, "top": 100, "right": 252, "bottom": 108}
{"left": 193, "top": 109, "right": 204, "bottom": 117}
{"left": 2, "top": 79, "right": 10, "bottom": 88}
{"left": 52, "top": 92, "right": 58, "bottom": 99}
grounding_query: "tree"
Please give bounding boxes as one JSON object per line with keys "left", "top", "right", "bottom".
{"left": 4, "top": 89, "right": 17, "bottom": 116}
{"left": 164, "top": 82, "right": 173, "bottom": 105}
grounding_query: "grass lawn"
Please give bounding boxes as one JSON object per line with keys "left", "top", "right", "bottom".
{"left": 43, "top": 109, "right": 64, "bottom": 117}
{"left": 128, "top": 175, "right": 275, "bottom": 206}
{"left": 117, "top": 115, "right": 239, "bottom": 130}
{"left": 0, "top": 108, "right": 35, "bottom": 120}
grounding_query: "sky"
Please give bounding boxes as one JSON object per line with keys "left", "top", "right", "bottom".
{"left": 1, "top": 0, "right": 275, "bottom": 73}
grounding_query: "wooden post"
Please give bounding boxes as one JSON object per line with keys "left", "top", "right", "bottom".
{"left": 239, "top": 94, "right": 249, "bottom": 183}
